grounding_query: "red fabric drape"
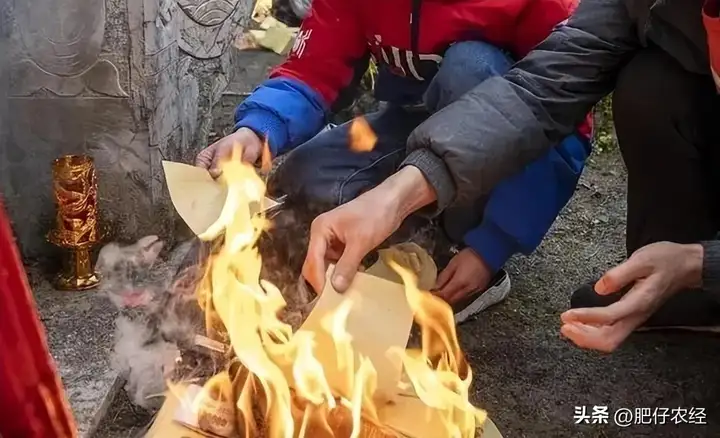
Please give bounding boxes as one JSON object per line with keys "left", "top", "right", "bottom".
{"left": 0, "top": 198, "right": 77, "bottom": 437}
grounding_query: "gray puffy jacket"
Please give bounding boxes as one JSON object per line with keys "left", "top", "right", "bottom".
{"left": 401, "top": 0, "right": 720, "bottom": 289}
{"left": 403, "top": 0, "right": 707, "bottom": 211}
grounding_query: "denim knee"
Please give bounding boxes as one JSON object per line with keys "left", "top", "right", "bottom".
{"left": 269, "top": 136, "right": 342, "bottom": 205}
{"left": 424, "top": 41, "right": 514, "bottom": 112}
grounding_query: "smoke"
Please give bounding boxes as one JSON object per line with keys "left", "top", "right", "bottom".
{"left": 112, "top": 315, "right": 179, "bottom": 408}
{"left": 97, "top": 235, "right": 200, "bottom": 409}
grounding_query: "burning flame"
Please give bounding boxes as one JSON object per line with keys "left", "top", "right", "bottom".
{"left": 259, "top": 139, "right": 273, "bottom": 174}
{"left": 348, "top": 117, "right": 378, "bottom": 153}
{"left": 186, "top": 145, "right": 485, "bottom": 437}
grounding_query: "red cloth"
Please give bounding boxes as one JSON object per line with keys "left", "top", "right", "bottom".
{"left": 0, "top": 198, "right": 77, "bottom": 438}
{"left": 704, "top": 0, "right": 720, "bottom": 91}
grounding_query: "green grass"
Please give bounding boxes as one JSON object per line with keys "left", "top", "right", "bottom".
{"left": 361, "top": 59, "right": 378, "bottom": 92}
{"left": 593, "top": 95, "right": 616, "bottom": 153}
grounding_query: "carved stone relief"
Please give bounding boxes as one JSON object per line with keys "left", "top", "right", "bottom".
{"left": 10, "top": 0, "right": 128, "bottom": 97}
{"left": 10, "top": 59, "right": 128, "bottom": 97}
{"left": 139, "top": 0, "right": 252, "bottom": 160}
{"left": 176, "top": 0, "right": 246, "bottom": 59}
{"left": 1, "top": 0, "right": 255, "bottom": 257}
{"left": 14, "top": 0, "right": 105, "bottom": 76}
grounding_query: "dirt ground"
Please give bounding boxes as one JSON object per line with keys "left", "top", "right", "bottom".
{"left": 95, "top": 149, "right": 720, "bottom": 438}
{"left": 466, "top": 150, "right": 720, "bottom": 438}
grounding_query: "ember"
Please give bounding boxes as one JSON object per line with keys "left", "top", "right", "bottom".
{"left": 348, "top": 117, "right": 378, "bottom": 152}
{"left": 153, "top": 145, "right": 494, "bottom": 437}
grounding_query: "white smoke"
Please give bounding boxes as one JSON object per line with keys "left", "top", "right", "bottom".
{"left": 97, "top": 236, "right": 196, "bottom": 409}
{"left": 112, "top": 316, "right": 179, "bottom": 408}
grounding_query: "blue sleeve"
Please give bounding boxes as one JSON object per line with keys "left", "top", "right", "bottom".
{"left": 463, "top": 134, "right": 590, "bottom": 272}
{"left": 234, "top": 77, "right": 328, "bottom": 157}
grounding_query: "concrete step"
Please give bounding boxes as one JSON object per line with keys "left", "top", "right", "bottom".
{"left": 30, "top": 267, "right": 122, "bottom": 438}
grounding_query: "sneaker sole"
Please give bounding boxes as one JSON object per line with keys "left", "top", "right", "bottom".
{"left": 454, "top": 274, "right": 511, "bottom": 324}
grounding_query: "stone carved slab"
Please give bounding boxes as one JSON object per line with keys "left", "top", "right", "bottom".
{"left": 14, "top": 0, "right": 106, "bottom": 76}
{"left": 10, "top": 59, "right": 128, "bottom": 97}
{"left": 177, "top": 0, "right": 236, "bottom": 25}
{"left": 176, "top": 0, "right": 249, "bottom": 59}
{"left": 11, "top": 0, "right": 127, "bottom": 97}
{"left": 2, "top": 0, "right": 255, "bottom": 260}
{"left": 138, "top": 0, "right": 251, "bottom": 160}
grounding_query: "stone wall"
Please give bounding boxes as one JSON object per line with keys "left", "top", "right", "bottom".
{"left": 211, "top": 49, "right": 283, "bottom": 137}
{"left": 0, "top": 0, "right": 255, "bottom": 258}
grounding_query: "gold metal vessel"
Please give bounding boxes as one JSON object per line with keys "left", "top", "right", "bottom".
{"left": 48, "top": 154, "right": 101, "bottom": 290}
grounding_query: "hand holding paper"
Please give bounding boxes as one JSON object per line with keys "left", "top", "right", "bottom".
{"left": 292, "top": 245, "right": 502, "bottom": 438}
{"left": 162, "top": 161, "right": 278, "bottom": 237}
{"left": 194, "top": 128, "right": 267, "bottom": 177}
{"left": 303, "top": 167, "right": 437, "bottom": 295}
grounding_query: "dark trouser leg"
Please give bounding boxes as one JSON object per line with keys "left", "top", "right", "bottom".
{"left": 270, "top": 107, "right": 427, "bottom": 205}
{"left": 572, "top": 48, "right": 720, "bottom": 326}
{"left": 613, "top": 47, "right": 720, "bottom": 254}
{"left": 268, "top": 106, "right": 430, "bottom": 252}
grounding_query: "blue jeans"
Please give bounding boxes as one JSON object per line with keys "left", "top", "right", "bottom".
{"left": 271, "top": 41, "right": 589, "bottom": 270}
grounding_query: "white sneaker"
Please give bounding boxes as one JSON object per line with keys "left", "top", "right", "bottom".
{"left": 453, "top": 270, "right": 511, "bottom": 324}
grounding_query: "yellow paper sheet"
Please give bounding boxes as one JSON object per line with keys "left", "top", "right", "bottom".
{"left": 252, "top": 0, "right": 273, "bottom": 22}
{"left": 145, "top": 385, "right": 208, "bottom": 438}
{"left": 259, "top": 16, "right": 283, "bottom": 30}
{"left": 297, "top": 267, "right": 415, "bottom": 403}
{"left": 298, "top": 245, "right": 503, "bottom": 438}
{"left": 379, "top": 395, "right": 503, "bottom": 438}
{"left": 256, "top": 25, "right": 297, "bottom": 55}
{"left": 364, "top": 242, "right": 437, "bottom": 291}
{"left": 162, "top": 160, "right": 278, "bottom": 236}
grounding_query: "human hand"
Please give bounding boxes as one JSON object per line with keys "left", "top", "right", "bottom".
{"left": 195, "top": 128, "right": 266, "bottom": 178}
{"left": 561, "top": 242, "right": 703, "bottom": 353}
{"left": 434, "top": 248, "right": 492, "bottom": 304}
{"left": 303, "top": 166, "right": 437, "bottom": 294}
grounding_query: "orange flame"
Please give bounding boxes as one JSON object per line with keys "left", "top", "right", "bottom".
{"left": 348, "top": 117, "right": 378, "bottom": 153}
{"left": 183, "top": 144, "right": 485, "bottom": 437}
{"left": 259, "top": 139, "right": 273, "bottom": 174}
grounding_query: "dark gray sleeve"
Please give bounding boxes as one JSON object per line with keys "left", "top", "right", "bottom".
{"left": 701, "top": 241, "right": 720, "bottom": 293}
{"left": 402, "top": 0, "right": 641, "bottom": 210}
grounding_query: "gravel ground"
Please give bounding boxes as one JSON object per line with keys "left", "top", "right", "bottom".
{"left": 95, "top": 149, "right": 720, "bottom": 437}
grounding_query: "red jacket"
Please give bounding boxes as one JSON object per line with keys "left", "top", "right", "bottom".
{"left": 274, "top": 0, "right": 579, "bottom": 106}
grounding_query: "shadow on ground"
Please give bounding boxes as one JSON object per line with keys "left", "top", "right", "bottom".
{"left": 96, "top": 150, "right": 720, "bottom": 437}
